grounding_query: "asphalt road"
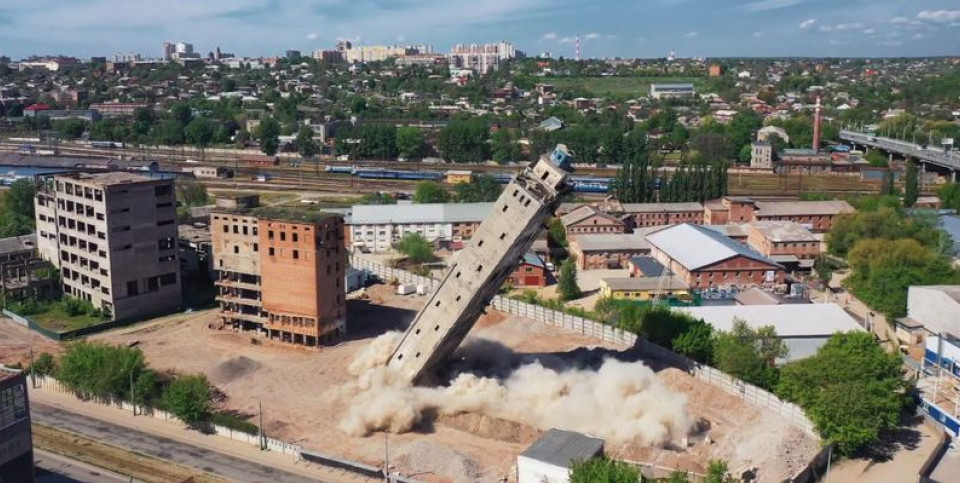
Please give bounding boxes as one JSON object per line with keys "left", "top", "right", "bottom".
{"left": 34, "top": 449, "right": 132, "bottom": 483}
{"left": 31, "top": 402, "right": 318, "bottom": 483}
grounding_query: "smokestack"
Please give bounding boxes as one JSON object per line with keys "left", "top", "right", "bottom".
{"left": 576, "top": 33, "right": 581, "bottom": 61}
{"left": 813, "top": 96, "right": 822, "bottom": 153}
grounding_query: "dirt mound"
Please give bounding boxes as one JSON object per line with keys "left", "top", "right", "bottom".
{"left": 208, "top": 356, "right": 262, "bottom": 385}
{"left": 392, "top": 440, "right": 480, "bottom": 483}
{"left": 438, "top": 412, "right": 542, "bottom": 445}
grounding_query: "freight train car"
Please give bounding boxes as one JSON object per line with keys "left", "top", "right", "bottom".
{"left": 354, "top": 168, "right": 443, "bottom": 181}
{"left": 324, "top": 165, "right": 355, "bottom": 174}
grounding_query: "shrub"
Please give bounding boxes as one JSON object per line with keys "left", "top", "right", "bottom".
{"left": 161, "top": 374, "right": 212, "bottom": 426}
{"left": 210, "top": 412, "right": 259, "bottom": 435}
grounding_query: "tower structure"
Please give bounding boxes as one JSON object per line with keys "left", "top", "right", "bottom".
{"left": 576, "top": 34, "right": 581, "bottom": 61}
{"left": 386, "top": 150, "right": 571, "bottom": 384}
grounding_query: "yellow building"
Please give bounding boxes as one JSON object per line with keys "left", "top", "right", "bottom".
{"left": 599, "top": 276, "right": 690, "bottom": 301}
{"left": 445, "top": 170, "right": 473, "bottom": 184}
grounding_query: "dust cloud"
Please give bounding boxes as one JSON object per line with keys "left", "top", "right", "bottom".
{"left": 337, "top": 332, "right": 693, "bottom": 447}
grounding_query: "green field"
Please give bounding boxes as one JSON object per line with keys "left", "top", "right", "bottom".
{"left": 29, "top": 307, "right": 104, "bottom": 332}
{"left": 544, "top": 76, "right": 700, "bottom": 98}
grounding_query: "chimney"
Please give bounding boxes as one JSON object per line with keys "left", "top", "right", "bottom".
{"left": 812, "top": 96, "right": 822, "bottom": 153}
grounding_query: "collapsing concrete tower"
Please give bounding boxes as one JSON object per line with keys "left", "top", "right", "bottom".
{"left": 387, "top": 149, "right": 572, "bottom": 384}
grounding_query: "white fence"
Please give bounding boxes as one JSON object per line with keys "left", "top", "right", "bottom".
{"left": 350, "top": 256, "right": 818, "bottom": 438}
{"left": 33, "top": 375, "right": 302, "bottom": 457}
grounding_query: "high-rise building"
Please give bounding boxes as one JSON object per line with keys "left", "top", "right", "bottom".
{"left": 447, "top": 41, "right": 515, "bottom": 73}
{"left": 175, "top": 42, "right": 194, "bottom": 56}
{"left": 162, "top": 41, "right": 175, "bottom": 61}
{"left": 34, "top": 172, "right": 182, "bottom": 321}
{"left": 211, "top": 196, "right": 347, "bottom": 346}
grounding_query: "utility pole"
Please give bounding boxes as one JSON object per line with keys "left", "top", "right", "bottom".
{"left": 384, "top": 432, "right": 390, "bottom": 482}
{"left": 258, "top": 398, "right": 265, "bottom": 451}
{"left": 130, "top": 370, "right": 135, "bottom": 416}
{"left": 29, "top": 349, "right": 36, "bottom": 389}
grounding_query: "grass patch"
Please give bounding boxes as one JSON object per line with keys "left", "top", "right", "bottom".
{"left": 6, "top": 297, "right": 107, "bottom": 332}
{"left": 545, "top": 76, "right": 700, "bottom": 98}
{"left": 29, "top": 307, "right": 103, "bottom": 332}
{"left": 210, "top": 411, "right": 259, "bottom": 435}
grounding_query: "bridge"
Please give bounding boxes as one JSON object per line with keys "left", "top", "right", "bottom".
{"left": 840, "top": 130, "right": 960, "bottom": 177}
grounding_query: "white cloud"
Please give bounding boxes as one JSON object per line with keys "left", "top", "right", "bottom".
{"left": 584, "top": 33, "right": 600, "bottom": 40}
{"left": 306, "top": 33, "right": 319, "bottom": 40}
{"left": 912, "top": 33, "right": 926, "bottom": 40}
{"left": 863, "top": 28, "right": 875, "bottom": 35}
{"left": 685, "top": 31, "right": 698, "bottom": 38}
{"left": 741, "top": 0, "right": 803, "bottom": 13}
{"left": 753, "top": 31, "right": 764, "bottom": 38}
{"left": 637, "top": 37, "right": 647, "bottom": 42}
{"left": 541, "top": 32, "right": 558, "bottom": 41}
{"left": 799, "top": 18, "right": 816, "bottom": 30}
{"left": 820, "top": 22, "right": 864, "bottom": 33}
{"left": 918, "top": 10, "right": 960, "bottom": 22}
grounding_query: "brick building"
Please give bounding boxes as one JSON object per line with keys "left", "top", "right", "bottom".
{"left": 746, "top": 221, "right": 821, "bottom": 261}
{"left": 507, "top": 252, "right": 550, "bottom": 287}
{"left": 559, "top": 205, "right": 626, "bottom": 241}
{"left": 646, "top": 224, "right": 785, "bottom": 290}
{"left": 212, "top": 198, "right": 346, "bottom": 346}
{"left": 703, "top": 197, "right": 854, "bottom": 232}
{"left": 622, "top": 202, "right": 704, "bottom": 228}
{"left": 568, "top": 233, "right": 651, "bottom": 270}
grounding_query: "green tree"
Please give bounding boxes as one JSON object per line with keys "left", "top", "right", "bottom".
{"left": 395, "top": 233, "right": 434, "bottom": 264}
{"left": 491, "top": 129, "right": 522, "bottom": 163}
{"left": 154, "top": 120, "right": 185, "bottom": 145}
{"left": 672, "top": 319, "right": 715, "bottom": 364}
{"left": 169, "top": 103, "right": 193, "bottom": 125}
{"left": 438, "top": 119, "right": 490, "bottom": 162}
{"left": 738, "top": 144, "right": 753, "bottom": 164}
{"left": 257, "top": 117, "right": 281, "bottom": 156}
{"left": 413, "top": 181, "right": 450, "bottom": 203}
{"left": 184, "top": 117, "right": 214, "bottom": 155}
{"left": 31, "top": 352, "right": 57, "bottom": 377}
{"left": 57, "top": 342, "right": 147, "bottom": 400}
{"left": 547, "top": 218, "right": 568, "bottom": 248}
{"left": 712, "top": 319, "right": 784, "bottom": 390}
{"left": 705, "top": 460, "right": 736, "bottom": 483}
{"left": 939, "top": 182, "right": 960, "bottom": 211}
{"left": 569, "top": 457, "right": 640, "bottom": 483}
{"left": 813, "top": 253, "right": 834, "bottom": 286}
{"left": 55, "top": 118, "right": 87, "bottom": 140}
{"left": 864, "top": 150, "right": 888, "bottom": 167}
{"left": 396, "top": 126, "right": 425, "bottom": 159}
{"left": 359, "top": 192, "right": 396, "bottom": 205}
{"left": 557, "top": 257, "right": 581, "bottom": 301}
{"left": 0, "top": 179, "right": 37, "bottom": 237}
{"left": 162, "top": 374, "right": 212, "bottom": 426}
{"left": 454, "top": 174, "right": 502, "bottom": 202}
{"left": 176, "top": 181, "right": 210, "bottom": 207}
{"left": 295, "top": 125, "right": 319, "bottom": 160}
{"left": 903, "top": 160, "right": 919, "bottom": 207}
{"left": 777, "top": 332, "right": 907, "bottom": 455}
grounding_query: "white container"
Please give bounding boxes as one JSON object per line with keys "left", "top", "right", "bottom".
{"left": 416, "top": 284, "right": 427, "bottom": 295}
{"left": 396, "top": 284, "right": 415, "bottom": 295}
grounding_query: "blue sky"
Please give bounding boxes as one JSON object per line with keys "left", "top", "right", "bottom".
{"left": 0, "top": 0, "right": 958, "bottom": 59}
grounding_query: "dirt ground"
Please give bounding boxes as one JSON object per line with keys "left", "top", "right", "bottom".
{"left": 85, "top": 283, "right": 819, "bottom": 482}
{"left": 0, "top": 317, "right": 62, "bottom": 366}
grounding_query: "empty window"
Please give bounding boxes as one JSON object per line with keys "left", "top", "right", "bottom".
{"left": 477, "top": 239, "right": 484, "bottom": 247}
{"left": 499, "top": 233, "right": 506, "bottom": 240}
{"left": 280, "top": 232, "right": 286, "bottom": 241}
{"left": 292, "top": 233, "right": 299, "bottom": 242}
{"left": 269, "top": 247, "right": 275, "bottom": 256}
{"left": 293, "top": 250, "right": 299, "bottom": 260}
{"left": 501, "top": 205, "right": 508, "bottom": 213}
{"left": 268, "top": 230, "right": 274, "bottom": 239}
{"left": 233, "top": 245, "right": 239, "bottom": 254}
{"left": 476, "top": 265, "right": 483, "bottom": 272}
{"left": 434, "top": 301, "right": 440, "bottom": 307}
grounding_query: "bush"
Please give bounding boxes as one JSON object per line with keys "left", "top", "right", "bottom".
{"left": 162, "top": 374, "right": 213, "bottom": 426}
{"left": 210, "top": 412, "right": 259, "bottom": 435}
{"left": 395, "top": 233, "right": 434, "bottom": 264}
{"left": 30, "top": 352, "right": 57, "bottom": 377}
{"left": 557, "top": 258, "right": 581, "bottom": 301}
{"left": 569, "top": 457, "right": 639, "bottom": 483}
{"left": 57, "top": 342, "right": 148, "bottom": 400}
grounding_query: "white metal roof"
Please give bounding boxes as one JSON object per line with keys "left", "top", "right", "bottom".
{"left": 645, "top": 223, "right": 779, "bottom": 270}
{"left": 677, "top": 303, "right": 865, "bottom": 337}
{"left": 348, "top": 202, "right": 494, "bottom": 225}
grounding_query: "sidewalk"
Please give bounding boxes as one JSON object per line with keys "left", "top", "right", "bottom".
{"left": 29, "top": 383, "right": 373, "bottom": 483}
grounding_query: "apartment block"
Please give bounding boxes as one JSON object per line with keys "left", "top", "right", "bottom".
{"left": 34, "top": 172, "right": 182, "bottom": 321}
{"left": 212, "top": 200, "right": 346, "bottom": 347}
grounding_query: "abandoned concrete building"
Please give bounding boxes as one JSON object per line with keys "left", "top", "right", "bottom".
{"left": 33, "top": 172, "right": 182, "bottom": 321}
{"left": 211, "top": 196, "right": 347, "bottom": 346}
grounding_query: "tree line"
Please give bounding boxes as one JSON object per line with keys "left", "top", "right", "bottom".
{"left": 612, "top": 139, "right": 729, "bottom": 203}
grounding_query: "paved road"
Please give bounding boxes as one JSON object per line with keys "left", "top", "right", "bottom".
{"left": 31, "top": 402, "right": 318, "bottom": 483}
{"left": 34, "top": 449, "right": 133, "bottom": 483}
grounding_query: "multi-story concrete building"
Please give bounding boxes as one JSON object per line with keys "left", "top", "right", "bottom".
{"left": 447, "top": 41, "right": 515, "bottom": 73}
{"left": 0, "top": 368, "right": 33, "bottom": 482}
{"left": 34, "top": 172, "right": 182, "bottom": 321}
{"left": 345, "top": 45, "right": 410, "bottom": 63}
{"left": 750, "top": 142, "right": 773, "bottom": 170}
{"left": 346, "top": 202, "right": 493, "bottom": 253}
{"left": 211, "top": 199, "right": 347, "bottom": 346}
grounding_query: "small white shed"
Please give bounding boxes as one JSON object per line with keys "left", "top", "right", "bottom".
{"left": 517, "top": 428, "right": 604, "bottom": 483}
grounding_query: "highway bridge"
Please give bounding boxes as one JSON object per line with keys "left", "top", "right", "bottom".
{"left": 840, "top": 130, "right": 960, "bottom": 177}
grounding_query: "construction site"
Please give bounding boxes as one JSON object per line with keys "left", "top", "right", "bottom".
{"left": 51, "top": 153, "right": 817, "bottom": 481}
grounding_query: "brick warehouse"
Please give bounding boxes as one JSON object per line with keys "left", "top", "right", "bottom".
{"left": 211, "top": 197, "right": 346, "bottom": 346}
